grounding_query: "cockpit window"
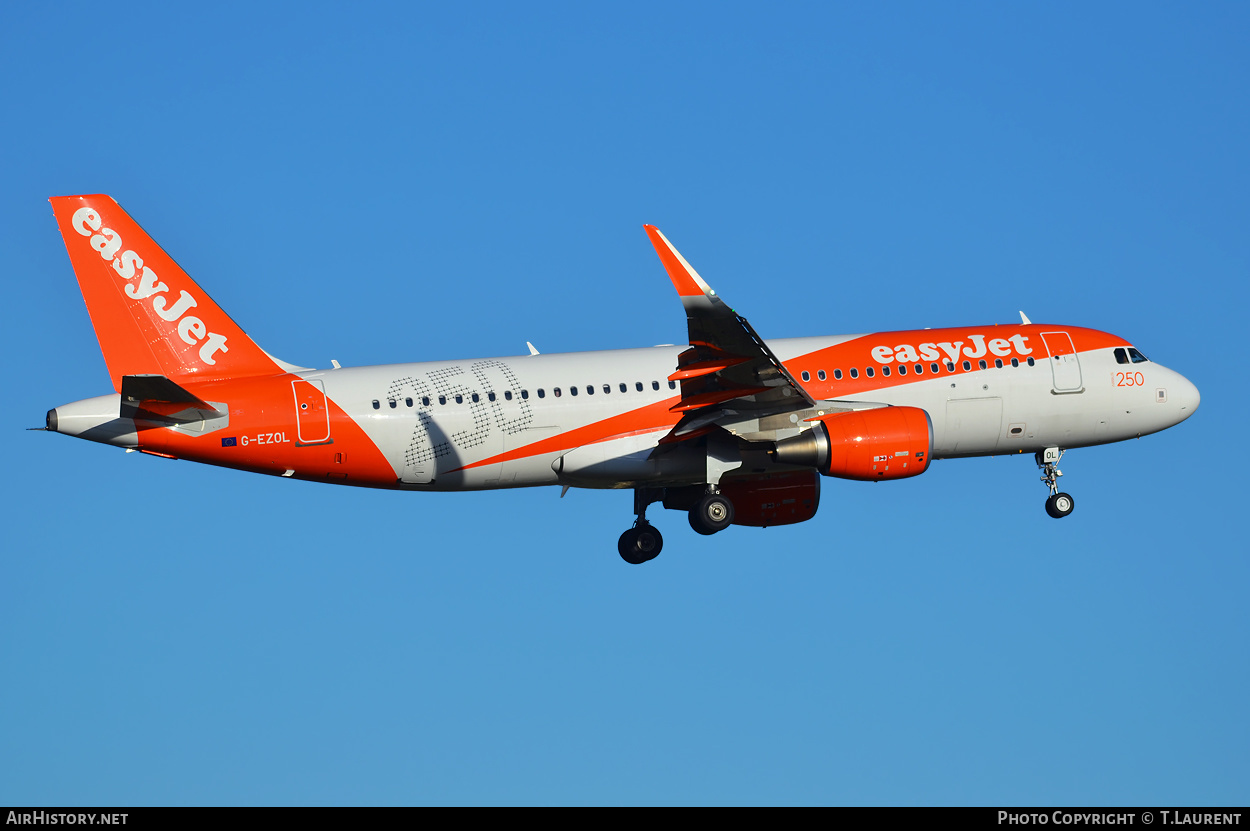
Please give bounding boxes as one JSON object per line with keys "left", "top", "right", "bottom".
{"left": 1128, "top": 347, "right": 1149, "bottom": 363}
{"left": 1115, "top": 347, "right": 1129, "bottom": 365}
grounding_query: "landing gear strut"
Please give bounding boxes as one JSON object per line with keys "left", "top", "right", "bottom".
{"left": 1036, "top": 448, "right": 1075, "bottom": 519}
{"left": 619, "top": 488, "right": 664, "bottom": 564}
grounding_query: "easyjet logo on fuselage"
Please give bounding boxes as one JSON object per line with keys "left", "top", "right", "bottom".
{"left": 71, "top": 206, "right": 229, "bottom": 366}
{"left": 870, "top": 333, "right": 1033, "bottom": 365}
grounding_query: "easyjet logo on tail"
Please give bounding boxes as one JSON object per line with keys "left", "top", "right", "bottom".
{"left": 70, "top": 206, "right": 229, "bottom": 366}
{"left": 870, "top": 333, "right": 1034, "bottom": 364}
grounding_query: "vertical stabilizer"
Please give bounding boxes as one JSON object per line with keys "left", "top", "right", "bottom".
{"left": 50, "top": 195, "right": 282, "bottom": 391}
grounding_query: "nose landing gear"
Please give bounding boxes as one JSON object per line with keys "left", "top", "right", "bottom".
{"left": 1037, "top": 448, "right": 1075, "bottom": 519}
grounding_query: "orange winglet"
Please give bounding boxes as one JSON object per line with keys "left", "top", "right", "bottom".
{"left": 644, "top": 225, "right": 714, "bottom": 299}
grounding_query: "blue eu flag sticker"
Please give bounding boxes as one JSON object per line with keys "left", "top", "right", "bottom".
{"left": 221, "top": 437, "right": 238, "bottom": 447}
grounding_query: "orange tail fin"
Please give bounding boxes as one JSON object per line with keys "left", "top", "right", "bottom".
{"left": 50, "top": 195, "right": 283, "bottom": 391}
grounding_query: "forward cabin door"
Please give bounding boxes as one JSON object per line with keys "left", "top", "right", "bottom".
{"left": 1041, "top": 331, "right": 1084, "bottom": 393}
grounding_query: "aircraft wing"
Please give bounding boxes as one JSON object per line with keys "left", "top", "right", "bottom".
{"left": 645, "top": 226, "right": 817, "bottom": 440}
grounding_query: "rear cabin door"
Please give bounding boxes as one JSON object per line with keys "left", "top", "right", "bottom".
{"left": 292, "top": 379, "right": 332, "bottom": 445}
{"left": 1040, "top": 331, "right": 1084, "bottom": 393}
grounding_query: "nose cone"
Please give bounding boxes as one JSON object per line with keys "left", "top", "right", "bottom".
{"left": 1174, "top": 374, "right": 1200, "bottom": 423}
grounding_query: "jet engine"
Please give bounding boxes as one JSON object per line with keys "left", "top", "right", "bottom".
{"left": 772, "top": 406, "right": 933, "bottom": 481}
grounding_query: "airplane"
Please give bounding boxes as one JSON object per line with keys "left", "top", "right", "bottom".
{"left": 41, "top": 195, "right": 1200, "bottom": 564}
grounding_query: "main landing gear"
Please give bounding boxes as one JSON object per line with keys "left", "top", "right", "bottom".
{"left": 618, "top": 522, "right": 663, "bottom": 565}
{"left": 617, "top": 486, "right": 738, "bottom": 563}
{"left": 1036, "top": 447, "right": 1075, "bottom": 519}
{"left": 618, "top": 488, "right": 663, "bottom": 565}
{"left": 688, "top": 489, "right": 734, "bottom": 536}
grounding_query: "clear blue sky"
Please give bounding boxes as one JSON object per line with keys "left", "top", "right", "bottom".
{"left": 2, "top": 1, "right": 1246, "bottom": 806}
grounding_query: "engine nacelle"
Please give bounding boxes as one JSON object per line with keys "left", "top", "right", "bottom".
{"left": 772, "top": 406, "right": 933, "bottom": 481}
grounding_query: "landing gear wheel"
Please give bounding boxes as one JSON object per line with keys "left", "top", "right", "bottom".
{"left": 689, "top": 493, "right": 734, "bottom": 536}
{"left": 1045, "top": 492, "right": 1075, "bottom": 519}
{"left": 618, "top": 523, "right": 663, "bottom": 564}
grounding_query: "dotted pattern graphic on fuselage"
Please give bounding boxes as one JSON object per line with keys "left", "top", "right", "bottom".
{"left": 385, "top": 375, "right": 450, "bottom": 466}
{"left": 386, "top": 361, "right": 538, "bottom": 470}
{"left": 470, "top": 359, "right": 533, "bottom": 435}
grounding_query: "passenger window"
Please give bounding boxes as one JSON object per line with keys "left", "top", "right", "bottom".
{"left": 536, "top": 389, "right": 544, "bottom": 398}
{"left": 554, "top": 387, "right": 562, "bottom": 397}
{"left": 1114, "top": 347, "right": 1129, "bottom": 365}
{"left": 963, "top": 360, "right": 971, "bottom": 371}
{"left": 1011, "top": 358, "right": 1019, "bottom": 368}
{"left": 388, "top": 399, "right": 397, "bottom": 408}
{"left": 585, "top": 385, "right": 592, "bottom": 395}
{"left": 652, "top": 381, "right": 660, "bottom": 390}
{"left": 801, "top": 371, "right": 811, "bottom": 382}
{"left": 915, "top": 364, "right": 923, "bottom": 375}
{"left": 881, "top": 366, "right": 890, "bottom": 377}
{"left": 946, "top": 362, "right": 955, "bottom": 371}
{"left": 994, "top": 359, "right": 1002, "bottom": 369}
{"left": 471, "top": 393, "right": 480, "bottom": 403}
{"left": 668, "top": 380, "right": 676, "bottom": 389}
{"left": 372, "top": 400, "right": 380, "bottom": 410}
{"left": 422, "top": 396, "right": 431, "bottom": 406}
{"left": 817, "top": 370, "right": 826, "bottom": 381}
{"left": 455, "top": 394, "right": 464, "bottom": 404}
{"left": 520, "top": 390, "right": 529, "bottom": 399}
{"left": 834, "top": 369, "right": 843, "bottom": 380}
{"left": 438, "top": 395, "right": 447, "bottom": 405}
{"left": 866, "top": 367, "right": 875, "bottom": 378}
{"left": 927, "top": 363, "right": 936, "bottom": 374}
{"left": 405, "top": 397, "right": 413, "bottom": 407}
{"left": 504, "top": 391, "right": 513, "bottom": 400}
{"left": 1027, "top": 357, "right": 1035, "bottom": 366}
{"left": 1129, "top": 347, "right": 1149, "bottom": 363}
{"left": 897, "top": 364, "right": 907, "bottom": 376}
{"left": 619, "top": 383, "right": 626, "bottom": 393}
{"left": 850, "top": 368, "right": 859, "bottom": 379}
{"left": 979, "top": 360, "right": 987, "bottom": 370}
{"left": 636, "top": 382, "right": 643, "bottom": 391}
{"left": 570, "top": 386, "right": 578, "bottom": 396}
{"left": 488, "top": 392, "right": 496, "bottom": 402}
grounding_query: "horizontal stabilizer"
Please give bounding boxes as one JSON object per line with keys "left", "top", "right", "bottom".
{"left": 120, "top": 374, "right": 218, "bottom": 421}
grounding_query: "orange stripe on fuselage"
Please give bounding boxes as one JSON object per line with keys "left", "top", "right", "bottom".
{"left": 450, "top": 397, "right": 682, "bottom": 473}
{"left": 785, "top": 325, "right": 1128, "bottom": 398}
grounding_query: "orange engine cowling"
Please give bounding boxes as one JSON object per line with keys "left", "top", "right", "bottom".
{"left": 772, "top": 406, "right": 933, "bottom": 481}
